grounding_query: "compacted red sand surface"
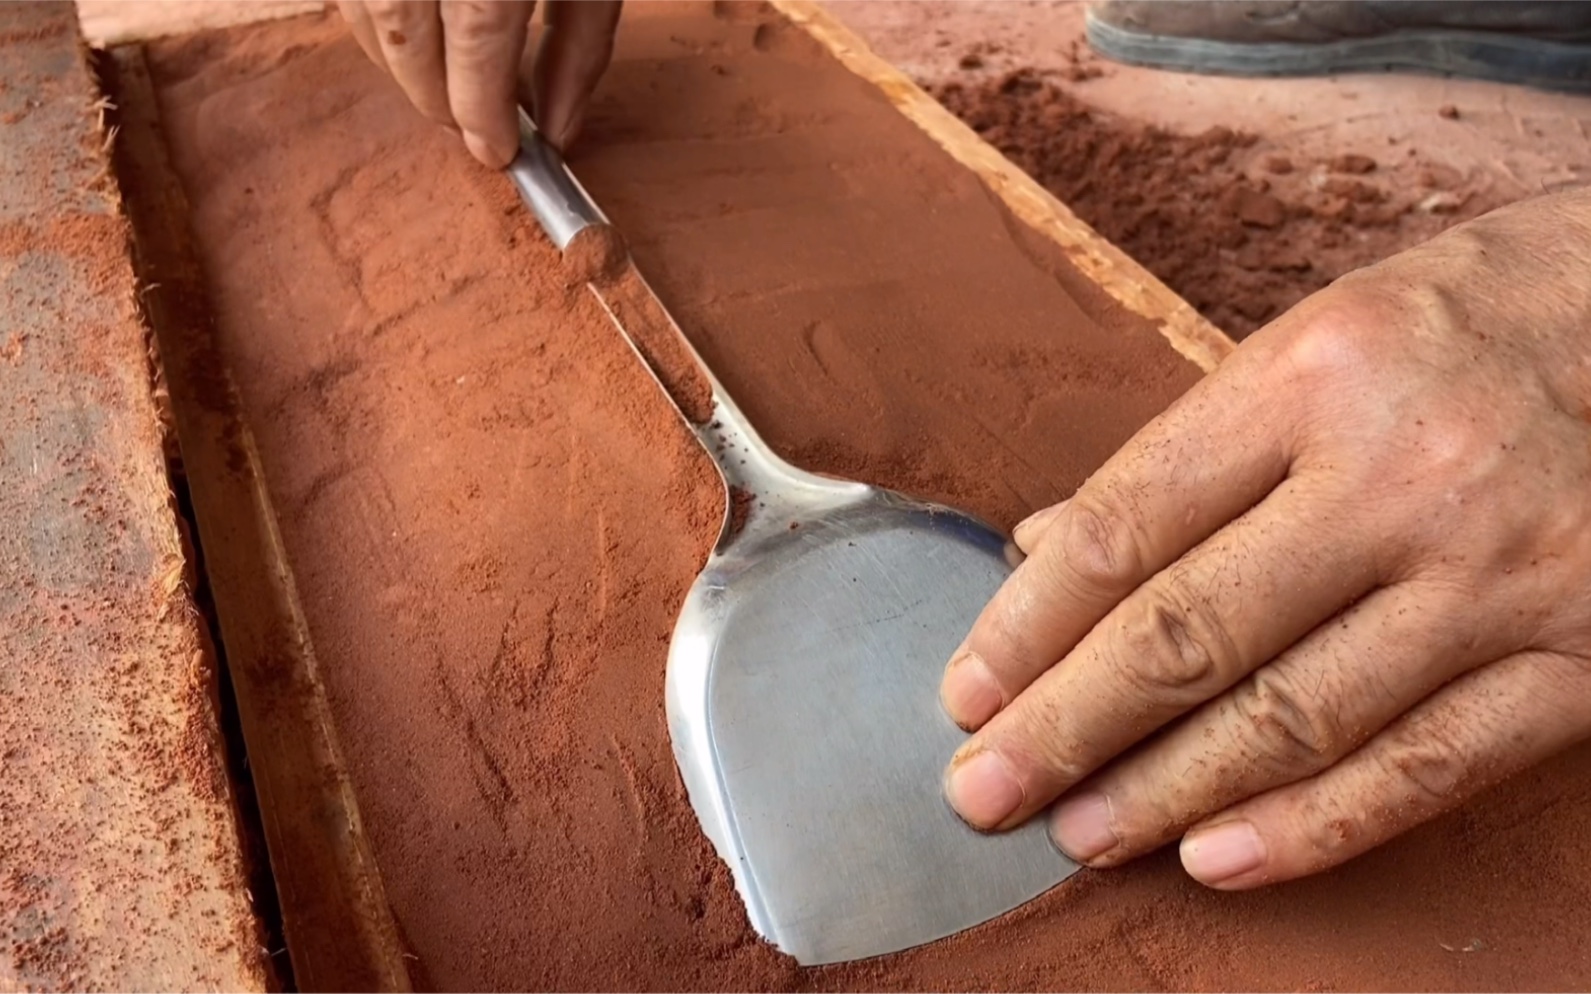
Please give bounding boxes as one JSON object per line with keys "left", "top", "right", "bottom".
{"left": 136, "top": 2, "right": 1591, "bottom": 990}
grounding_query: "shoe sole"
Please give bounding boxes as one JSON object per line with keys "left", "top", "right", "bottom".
{"left": 1086, "top": 12, "right": 1591, "bottom": 93}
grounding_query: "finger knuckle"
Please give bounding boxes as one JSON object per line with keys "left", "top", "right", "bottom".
{"left": 1279, "top": 295, "right": 1386, "bottom": 385}
{"left": 1227, "top": 667, "right": 1345, "bottom": 771}
{"left": 1006, "top": 704, "right": 1092, "bottom": 785}
{"left": 1053, "top": 491, "right": 1144, "bottom": 596}
{"left": 367, "top": 0, "right": 418, "bottom": 23}
{"left": 1373, "top": 724, "right": 1471, "bottom": 808}
{"left": 970, "top": 600, "right": 1049, "bottom": 688}
{"left": 1406, "top": 411, "right": 1499, "bottom": 486}
{"left": 1110, "top": 579, "right": 1238, "bottom": 697}
{"left": 442, "top": 0, "right": 515, "bottom": 44}
{"left": 1288, "top": 791, "right": 1368, "bottom": 872}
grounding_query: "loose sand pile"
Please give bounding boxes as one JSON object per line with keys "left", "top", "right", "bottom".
{"left": 931, "top": 70, "right": 1500, "bottom": 336}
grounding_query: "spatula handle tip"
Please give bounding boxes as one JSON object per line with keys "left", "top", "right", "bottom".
{"left": 508, "top": 108, "right": 609, "bottom": 251}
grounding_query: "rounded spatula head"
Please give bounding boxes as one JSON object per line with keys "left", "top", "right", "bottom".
{"left": 505, "top": 120, "right": 1076, "bottom": 966}
{"left": 666, "top": 487, "right": 1078, "bottom": 966}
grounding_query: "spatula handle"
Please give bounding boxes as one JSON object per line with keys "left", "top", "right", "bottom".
{"left": 506, "top": 108, "right": 608, "bottom": 251}
{"left": 503, "top": 110, "right": 862, "bottom": 539}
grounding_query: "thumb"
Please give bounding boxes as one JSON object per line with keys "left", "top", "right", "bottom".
{"left": 1011, "top": 500, "right": 1068, "bottom": 553}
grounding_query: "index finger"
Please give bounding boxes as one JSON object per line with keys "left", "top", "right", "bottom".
{"left": 440, "top": 0, "right": 535, "bottom": 167}
{"left": 940, "top": 342, "right": 1297, "bottom": 732}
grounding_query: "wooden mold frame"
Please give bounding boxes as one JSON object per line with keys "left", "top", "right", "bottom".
{"left": 770, "top": 0, "right": 1235, "bottom": 374}
{"left": 96, "top": 2, "right": 1238, "bottom": 991}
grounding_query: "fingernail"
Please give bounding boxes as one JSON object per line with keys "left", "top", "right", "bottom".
{"left": 461, "top": 130, "right": 514, "bottom": 170}
{"left": 1049, "top": 791, "right": 1120, "bottom": 862}
{"left": 1012, "top": 501, "right": 1064, "bottom": 550}
{"left": 945, "top": 749, "right": 1024, "bottom": 829}
{"left": 1181, "top": 820, "right": 1266, "bottom": 887}
{"left": 941, "top": 651, "right": 1001, "bottom": 730}
{"left": 549, "top": 108, "right": 586, "bottom": 152}
{"left": 1011, "top": 511, "right": 1046, "bottom": 549}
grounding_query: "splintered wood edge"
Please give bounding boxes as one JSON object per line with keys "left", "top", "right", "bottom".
{"left": 75, "top": 0, "right": 328, "bottom": 47}
{"left": 770, "top": 0, "right": 1237, "bottom": 374}
{"left": 108, "top": 47, "right": 413, "bottom": 994}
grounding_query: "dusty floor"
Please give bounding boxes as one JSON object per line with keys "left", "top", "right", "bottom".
{"left": 831, "top": 0, "right": 1591, "bottom": 334}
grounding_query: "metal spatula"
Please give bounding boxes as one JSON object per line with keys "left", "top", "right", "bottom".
{"left": 509, "top": 121, "right": 1076, "bottom": 966}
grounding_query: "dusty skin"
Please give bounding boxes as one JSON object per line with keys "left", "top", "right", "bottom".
{"left": 944, "top": 188, "right": 1591, "bottom": 890}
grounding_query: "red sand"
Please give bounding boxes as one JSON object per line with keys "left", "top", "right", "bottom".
{"left": 834, "top": 0, "right": 1591, "bottom": 339}
{"left": 930, "top": 70, "right": 1502, "bottom": 336}
{"left": 594, "top": 262, "right": 716, "bottom": 425}
{"left": 562, "top": 223, "right": 629, "bottom": 286}
{"left": 137, "top": 2, "right": 1591, "bottom": 990}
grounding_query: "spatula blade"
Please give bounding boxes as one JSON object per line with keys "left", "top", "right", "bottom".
{"left": 667, "top": 493, "right": 1077, "bottom": 965}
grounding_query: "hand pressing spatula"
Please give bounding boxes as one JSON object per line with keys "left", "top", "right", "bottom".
{"left": 509, "top": 115, "right": 1077, "bottom": 966}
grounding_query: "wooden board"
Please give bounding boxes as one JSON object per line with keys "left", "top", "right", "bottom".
{"left": 770, "top": 0, "right": 1235, "bottom": 373}
{"left": 0, "top": 4, "right": 267, "bottom": 990}
{"left": 107, "top": 47, "right": 414, "bottom": 994}
{"left": 75, "top": 0, "right": 326, "bottom": 46}
{"left": 50, "top": 2, "right": 1232, "bottom": 989}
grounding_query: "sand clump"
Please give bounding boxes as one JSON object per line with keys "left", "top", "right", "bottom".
{"left": 561, "top": 222, "right": 630, "bottom": 286}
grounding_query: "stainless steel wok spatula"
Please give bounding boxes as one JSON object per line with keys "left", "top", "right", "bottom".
{"left": 509, "top": 120, "right": 1077, "bottom": 966}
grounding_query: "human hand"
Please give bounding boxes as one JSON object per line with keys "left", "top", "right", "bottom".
{"left": 338, "top": 0, "right": 623, "bottom": 167}
{"left": 941, "top": 188, "right": 1591, "bottom": 889}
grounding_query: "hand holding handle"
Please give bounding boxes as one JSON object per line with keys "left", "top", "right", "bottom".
{"left": 506, "top": 107, "right": 609, "bottom": 251}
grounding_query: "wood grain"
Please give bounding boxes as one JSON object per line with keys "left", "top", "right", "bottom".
{"left": 106, "top": 45, "right": 414, "bottom": 994}
{"left": 0, "top": 5, "right": 266, "bottom": 989}
{"left": 75, "top": 0, "right": 326, "bottom": 47}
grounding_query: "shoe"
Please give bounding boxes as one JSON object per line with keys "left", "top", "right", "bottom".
{"left": 1086, "top": 1, "right": 1591, "bottom": 92}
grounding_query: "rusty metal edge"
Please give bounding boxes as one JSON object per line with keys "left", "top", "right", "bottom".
{"left": 105, "top": 44, "right": 414, "bottom": 994}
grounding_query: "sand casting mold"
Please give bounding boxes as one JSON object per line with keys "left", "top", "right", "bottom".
{"left": 131, "top": 2, "right": 1591, "bottom": 990}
